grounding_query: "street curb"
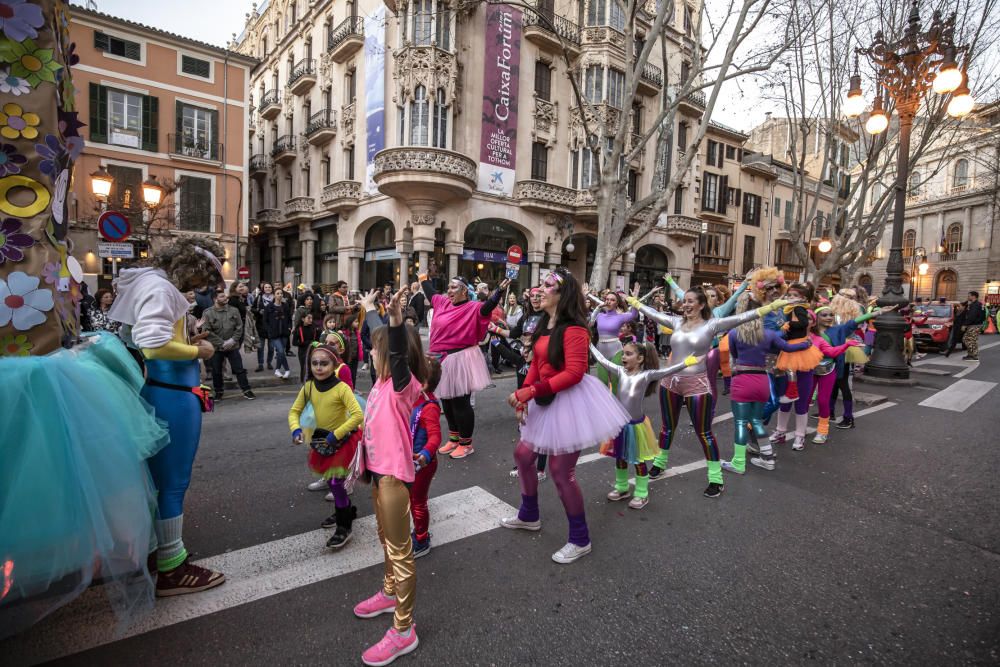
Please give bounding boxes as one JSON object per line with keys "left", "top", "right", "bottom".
{"left": 855, "top": 375, "right": 920, "bottom": 388}
{"left": 853, "top": 391, "right": 888, "bottom": 406}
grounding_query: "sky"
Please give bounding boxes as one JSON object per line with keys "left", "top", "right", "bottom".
{"left": 71, "top": 0, "right": 773, "bottom": 129}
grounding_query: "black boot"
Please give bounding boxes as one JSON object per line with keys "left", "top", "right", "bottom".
{"left": 326, "top": 505, "right": 357, "bottom": 549}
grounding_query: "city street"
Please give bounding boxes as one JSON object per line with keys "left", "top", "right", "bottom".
{"left": 6, "top": 342, "right": 1000, "bottom": 665}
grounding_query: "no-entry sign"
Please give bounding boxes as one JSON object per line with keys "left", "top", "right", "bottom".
{"left": 98, "top": 211, "right": 131, "bottom": 242}
{"left": 237, "top": 266, "right": 250, "bottom": 279}
{"left": 505, "top": 245, "right": 523, "bottom": 280}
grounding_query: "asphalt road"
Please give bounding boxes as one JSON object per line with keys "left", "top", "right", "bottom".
{"left": 6, "top": 342, "right": 1000, "bottom": 665}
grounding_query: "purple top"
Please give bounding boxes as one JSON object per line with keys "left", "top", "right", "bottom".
{"left": 728, "top": 328, "right": 810, "bottom": 367}
{"left": 592, "top": 308, "right": 637, "bottom": 339}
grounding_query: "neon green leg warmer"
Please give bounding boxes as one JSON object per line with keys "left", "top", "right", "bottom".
{"left": 732, "top": 445, "right": 747, "bottom": 473}
{"left": 634, "top": 474, "right": 649, "bottom": 499}
{"left": 614, "top": 466, "right": 629, "bottom": 493}
{"left": 706, "top": 460, "right": 723, "bottom": 485}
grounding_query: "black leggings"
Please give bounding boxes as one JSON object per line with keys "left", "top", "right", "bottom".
{"left": 441, "top": 394, "right": 475, "bottom": 440}
{"left": 829, "top": 368, "right": 853, "bottom": 413}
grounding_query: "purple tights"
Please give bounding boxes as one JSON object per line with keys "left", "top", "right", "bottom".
{"left": 778, "top": 370, "right": 816, "bottom": 415}
{"left": 328, "top": 477, "right": 350, "bottom": 508}
{"left": 514, "top": 441, "right": 589, "bottom": 546}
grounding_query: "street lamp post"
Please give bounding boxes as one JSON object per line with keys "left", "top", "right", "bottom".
{"left": 908, "top": 246, "right": 928, "bottom": 303}
{"left": 844, "top": 1, "right": 973, "bottom": 380}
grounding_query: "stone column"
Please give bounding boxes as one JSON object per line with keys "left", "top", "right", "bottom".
{"left": 269, "top": 231, "right": 283, "bottom": 284}
{"left": 418, "top": 251, "right": 429, "bottom": 277}
{"left": 963, "top": 206, "right": 972, "bottom": 251}
{"left": 530, "top": 262, "right": 539, "bottom": 285}
{"left": 448, "top": 253, "right": 458, "bottom": 278}
{"left": 350, "top": 256, "right": 361, "bottom": 287}
{"left": 299, "top": 224, "right": 318, "bottom": 286}
{"left": 937, "top": 211, "right": 945, "bottom": 251}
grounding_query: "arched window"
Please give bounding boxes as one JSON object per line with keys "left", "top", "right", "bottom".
{"left": 858, "top": 274, "right": 873, "bottom": 297}
{"left": 433, "top": 88, "right": 448, "bottom": 148}
{"left": 947, "top": 223, "right": 963, "bottom": 254}
{"left": 909, "top": 171, "right": 921, "bottom": 196}
{"left": 953, "top": 159, "right": 969, "bottom": 189}
{"left": 902, "top": 229, "right": 916, "bottom": 258}
{"left": 934, "top": 269, "right": 958, "bottom": 301}
{"left": 412, "top": 0, "right": 433, "bottom": 45}
{"left": 410, "top": 85, "right": 429, "bottom": 145}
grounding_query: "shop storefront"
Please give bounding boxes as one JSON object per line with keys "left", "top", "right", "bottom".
{"left": 362, "top": 218, "right": 398, "bottom": 289}
{"left": 632, "top": 245, "right": 669, "bottom": 296}
{"left": 460, "top": 220, "right": 528, "bottom": 288}
{"left": 315, "top": 216, "right": 339, "bottom": 286}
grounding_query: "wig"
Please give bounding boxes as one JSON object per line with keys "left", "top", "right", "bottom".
{"left": 829, "top": 290, "right": 862, "bottom": 325}
{"left": 147, "top": 236, "right": 226, "bottom": 292}
{"left": 750, "top": 266, "right": 786, "bottom": 303}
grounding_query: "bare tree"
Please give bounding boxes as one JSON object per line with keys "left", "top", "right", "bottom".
{"left": 764, "top": 0, "right": 1000, "bottom": 285}
{"left": 488, "top": 0, "right": 795, "bottom": 288}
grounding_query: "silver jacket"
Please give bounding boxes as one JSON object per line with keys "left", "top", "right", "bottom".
{"left": 590, "top": 344, "right": 692, "bottom": 420}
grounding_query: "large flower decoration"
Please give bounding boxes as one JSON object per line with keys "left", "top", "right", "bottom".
{"left": 0, "top": 332, "right": 32, "bottom": 356}
{"left": 35, "top": 134, "right": 65, "bottom": 179}
{"left": 0, "top": 65, "right": 29, "bottom": 96}
{"left": 40, "top": 260, "right": 58, "bottom": 286}
{"left": 0, "top": 37, "right": 61, "bottom": 87}
{"left": 0, "top": 142, "right": 26, "bottom": 177}
{"left": 0, "top": 271, "right": 54, "bottom": 330}
{"left": 0, "top": 102, "right": 39, "bottom": 140}
{"left": 0, "top": 217, "right": 33, "bottom": 263}
{"left": 0, "top": 1, "right": 44, "bottom": 43}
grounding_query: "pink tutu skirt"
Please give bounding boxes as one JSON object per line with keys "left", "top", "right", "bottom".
{"left": 520, "top": 374, "right": 631, "bottom": 455}
{"left": 436, "top": 345, "right": 491, "bottom": 399}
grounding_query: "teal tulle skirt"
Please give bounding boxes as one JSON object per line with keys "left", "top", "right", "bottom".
{"left": 0, "top": 332, "right": 170, "bottom": 639}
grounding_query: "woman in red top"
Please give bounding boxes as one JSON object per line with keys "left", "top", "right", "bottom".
{"left": 500, "top": 268, "right": 630, "bottom": 564}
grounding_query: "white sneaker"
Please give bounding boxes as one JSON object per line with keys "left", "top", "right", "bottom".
{"left": 812, "top": 433, "right": 828, "bottom": 444}
{"left": 499, "top": 516, "right": 541, "bottom": 531}
{"left": 721, "top": 460, "right": 745, "bottom": 475}
{"left": 509, "top": 467, "right": 519, "bottom": 478}
{"left": 779, "top": 395, "right": 794, "bottom": 404}
{"left": 769, "top": 430, "right": 786, "bottom": 444}
{"left": 750, "top": 455, "right": 776, "bottom": 470}
{"left": 607, "top": 487, "right": 632, "bottom": 501}
{"left": 274, "top": 369, "right": 283, "bottom": 377}
{"left": 552, "top": 542, "right": 592, "bottom": 564}
{"left": 282, "top": 370, "right": 291, "bottom": 379}
{"left": 791, "top": 436, "right": 805, "bottom": 451}
{"left": 324, "top": 492, "right": 335, "bottom": 502}
{"left": 360, "top": 363, "right": 369, "bottom": 371}
{"left": 308, "top": 479, "right": 327, "bottom": 491}
{"left": 537, "top": 471, "right": 547, "bottom": 483}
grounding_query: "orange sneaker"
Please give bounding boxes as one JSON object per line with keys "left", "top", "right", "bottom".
{"left": 439, "top": 440, "right": 460, "bottom": 455}
{"left": 450, "top": 444, "right": 474, "bottom": 459}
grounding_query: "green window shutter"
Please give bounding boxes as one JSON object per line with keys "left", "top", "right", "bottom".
{"left": 175, "top": 100, "right": 184, "bottom": 136}
{"left": 89, "top": 82, "right": 107, "bottom": 143}
{"left": 210, "top": 109, "right": 220, "bottom": 161}
{"left": 141, "top": 95, "right": 158, "bottom": 151}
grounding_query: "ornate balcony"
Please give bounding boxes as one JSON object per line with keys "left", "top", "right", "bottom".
{"left": 523, "top": 11, "right": 581, "bottom": 55}
{"left": 271, "top": 135, "right": 296, "bottom": 166}
{"left": 259, "top": 89, "right": 281, "bottom": 120}
{"left": 677, "top": 89, "right": 706, "bottom": 116}
{"left": 659, "top": 214, "right": 702, "bottom": 241}
{"left": 284, "top": 196, "right": 315, "bottom": 223}
{"left": 306, "top": 108, "right": 338, "bottom": 146}
{"left": 249, "top": 153, "right": 270, "bottom": 178}
{"left": 637, "top": 61, "right": 663, "bottom": 95}
{"left": 328, "top": 16, "right": 364, "bottom": 64}
{"left": 288, "top": 58, "right": 316, "bottom": 96}
{"left": 513, "top": 180, "right": 578, "bottom": 214}
{"left": 582, "top": 24, "right": 627, "bottom": 50}
{"left": 372, "top": 147, "right": 477, "bottom": 201}
{"left": 321, "top": 180, "right": 362, "bottom": 213}
{"left": 255, "top": 208, "right": 283, "bottom": 227}
{"left": 168, "top": 133, "right": 221, "bottom": 162}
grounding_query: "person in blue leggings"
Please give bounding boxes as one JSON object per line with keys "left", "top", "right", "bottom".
{"left": 109, "top": 237, "right": 227, "bottom": 596}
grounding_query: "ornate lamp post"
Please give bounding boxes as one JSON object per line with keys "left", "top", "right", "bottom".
{"left": 843, "top": 1, "right": 974, "bottom": 380}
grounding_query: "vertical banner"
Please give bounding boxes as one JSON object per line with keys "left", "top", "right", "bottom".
{"left": 364, "top": 5, "right": 387, "bottom": 194}
{"left": 478, "top": 4, "right": 522, "bottom": 197}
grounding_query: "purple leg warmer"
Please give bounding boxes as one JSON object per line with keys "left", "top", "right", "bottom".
{"left": 328, "top": 477, "right": 350, "bottom": 509}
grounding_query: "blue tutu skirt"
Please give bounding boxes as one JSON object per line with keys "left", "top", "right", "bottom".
{"left": 0, "top": 332, "right": 169, "bottom": 639}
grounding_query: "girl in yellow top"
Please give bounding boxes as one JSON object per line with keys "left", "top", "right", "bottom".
{"left": 289, "top": 344, "right": 364, "bottom": 549}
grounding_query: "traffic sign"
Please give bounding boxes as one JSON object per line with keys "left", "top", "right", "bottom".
{"left": 237, "top": 266, "right": 250, "bottom": 279}
{"left": 97, "top": 241, "right": 134, "bottom": 259}
{"left": 98, "top": 211, "right": 131, "bottom": 242}
{"left": 506, "top": 245, "right": 523, "bottom": 265}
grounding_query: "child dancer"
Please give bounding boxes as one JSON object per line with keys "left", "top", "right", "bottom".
{"left": 775, "top": 283, "right": 822, "bottom": 403}
{"left": 591, "top": 342, "right": 700, "bottom": 508}
{"left": 409, "top": 357, "right": 442, "bottom": 559}
{"left": 353, "top": 288, "right": 428, "bottom": 666}
{"left": 289, "top": 344, "right": 364, "bottom": 548}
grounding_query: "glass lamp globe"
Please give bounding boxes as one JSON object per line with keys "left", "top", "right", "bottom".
{"left": 865, "top": 111, "right": 889, "bottom": 135}
{"left": 932, "top": 66, "right": 963, "bottom": 95}
{"left": 947, "top": 89, "right": 975, "bottom": 118}
{"left": 843, "top": 92, "right": 866, "bottom": 118}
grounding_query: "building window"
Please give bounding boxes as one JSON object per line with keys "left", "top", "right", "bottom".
{"left": 902, "top": 229, "right": 916, "bottom": 258}
{"left": 411, "top": 85, "right": 429, "bottom": 145}
{"left": 534, "top": 61, "right": 551, "bottom": 100}
{"left": 683, "top": 5, "right": 693, "bottom": 35}
{"left": 952, "top": 158, "right": 969, "bottom": 189}
{"left": 706, "top": 140, "right": 719, "bottom": 166}
{"left": 677, "top": 121, "right": 688, "bottom": 152}
{"left": 433, "top": 88, "right": 448, "bottom": 148}
{"left": 178, "top": 175, "right": 213, "bottom": 232}
{"left": 607, "top": 69, "right": 625, "bottom": 109}
{"left": 946, "top": 223, "right": 963, "bottom": 253}
{"left": 322, "top": 157, "right": 330, "bottom": 184}
{"left": 94, "top": 31, "right": 141, "bottom": 60}
{"left": 400, "top": 85, "right": 449, "bottom": 148}
{"left": 436, "top": 2, "right": 451, "bottom": 49}
{"left": 742, "top": 235, "right": 756, "bottom": 273}
{"left": 303, "top": 166, "right": 311, "bottom": 196}
{"left": 674, "top": 186, "right": 684, "bottom": 214}
{"left": 725, "top": 145, "right": 737, "bottom": 160}
{"left": 109, "top": 89, "right": 143, "bottom": 144}
{"left": 577, "top": 148, "right": 598, "bottom": 188}
{"left": 742, "top": 193, "right": 761, "bottom": 226}
{"left": 627, "top": 169, "right": 638, "bottom": 201}
{"left": 698, "top": 222, "right": 732, "bottom": 267}
{"left": 784, "top": 200, "right": 793, "bottom": 230}
{"left": 702, "top": 173, "right": 719, "bottom": 211}
{"left": 346, "top": 146, "right": 355, "bottom": 180}
{"left": 934, "top": 269, "right": 958, "bottom": 301}
{"left": 774, "top": 197, "right": 781, "bottom": 219}
{"left": 531, "top": 141, "right": 548, "bottom": 181}
{"left": 584, "top": 66, "right": 603, "bottom": 104}
{"left": 908, "top": 171, "right": 921, "bottom": 196}
{"left": 176, "top": 102, "right": 218, "bottom": 160}
{"left": 412, "top": 0, "right": 433, "bottom": 45}
{"left": 586, "top": 0, "right": 606, "bottom": 26}
{"left": 680, "top": 60, "right": 691, "bottom": 84}
{"left": 609, "top": 0, "right": 625, "bottom": 30}
{"left": 89, "top": 84, "right": 158, "bottom": 151}
{"left": 181, "top": 55, "right": 211, "bottom": 78}
{"left": 345, "top": 68, "right": 357, "bottom": 102}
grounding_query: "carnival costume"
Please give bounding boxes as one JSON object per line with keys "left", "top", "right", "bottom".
{"left": 409, "top": 390, "right": 442, "bottom": 553}
{"left": 420, "top": 277, "right": 502, "bottom": 455}
{"left": 749, "top": 268, "right": 790, "bottom": 423}
{"left": 591, "top": 344, "right": 696, "bottom": 505}
{"left": 289, "top": 345, "right": 364, "bottom": 548}
{"left": 628, "top": 297, "right": 787, "bottom": 493}
{"left": 775, "top": 303, "right": 824, "bottom": 400}
{"left": 724, "top": 325, "right": 811, "bottom": 473}
{"left": 812, "top": 306, "right": 879, "bottom": 439}
{"left": 586, "top": 293, "right": 637, "bottom": 388}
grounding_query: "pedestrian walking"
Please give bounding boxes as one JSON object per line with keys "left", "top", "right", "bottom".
{"left": 252, "top": 282, "right": 275, "bottom": 371}
{"left": 263, "top": 290, "right": 292, "bottom": 379}
{"left": 962, "top": 291, "right": 985, "bottom": 360}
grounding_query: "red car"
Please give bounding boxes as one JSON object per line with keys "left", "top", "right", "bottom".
{"left": 912, "top": 302, "right": 956, "bottom": 352}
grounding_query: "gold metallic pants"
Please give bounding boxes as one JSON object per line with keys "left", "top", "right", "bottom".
{"left": 372, "top": 475, "right": 415, "bottom": 630}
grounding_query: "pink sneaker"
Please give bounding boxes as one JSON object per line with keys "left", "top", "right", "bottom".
{"left": 354, "top": 590, "right": 397, "bottom": 618}
{"left": 362, "top": 625, "right": 419, "bottom": 666}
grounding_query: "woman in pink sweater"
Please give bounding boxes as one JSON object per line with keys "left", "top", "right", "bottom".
{"left": 419, "top": 274, "right": 509, "bottom": 459}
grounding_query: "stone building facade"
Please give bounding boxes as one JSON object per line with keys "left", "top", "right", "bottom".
{"left": 857, "top": 103, "right": 999, "bottom": 305}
